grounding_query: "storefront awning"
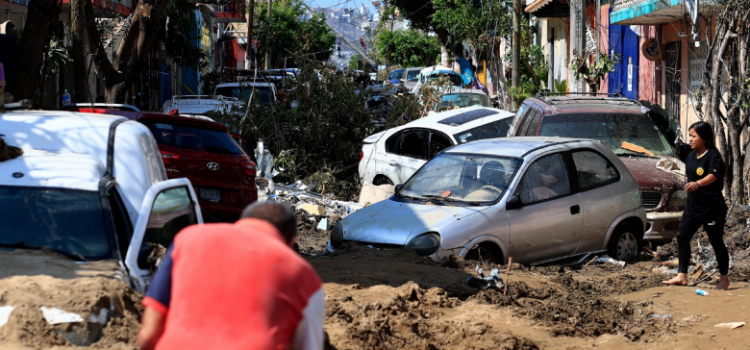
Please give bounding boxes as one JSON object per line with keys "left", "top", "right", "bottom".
{"left": 525, "top": 0, "right": 569, "bottom": 18}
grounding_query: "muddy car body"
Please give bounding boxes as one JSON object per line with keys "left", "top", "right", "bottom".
{"left": 508, "top": 95, "right": 685, "bottom": 241}
{"left": 1, "top": 112, "right": 203, "bottom": 292}
{"left": 337, "top": 138, "right": 647, "bottom": 264}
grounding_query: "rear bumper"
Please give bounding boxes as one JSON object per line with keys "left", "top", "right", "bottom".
{"left": 643, "top": 211, "right": 683, "bottom": 241}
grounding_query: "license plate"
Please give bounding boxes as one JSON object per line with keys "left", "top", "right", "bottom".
{"left": 199, "top": 188, "right": 222, "bottom": 203}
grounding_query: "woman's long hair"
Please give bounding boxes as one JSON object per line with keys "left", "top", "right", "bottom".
{"left": 689, "top": 121, "right": 716, "bottom": 149}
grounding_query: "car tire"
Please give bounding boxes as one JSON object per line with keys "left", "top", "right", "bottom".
{"left": 607, "top": 225, "right": 640, "bottom": 262}
{"left": 465, "top": 243, "right": 503, "bottom": 264}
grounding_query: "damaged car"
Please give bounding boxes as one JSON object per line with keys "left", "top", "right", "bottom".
{"left": 336, "top": 137, "right": 647, "bottom": 264}
{"left": 1, "top": 112, "right": 203, "bottom": 293}
{"left": 508, "top": 93, "right": 686, "bottom": 242}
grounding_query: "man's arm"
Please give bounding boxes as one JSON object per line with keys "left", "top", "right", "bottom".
{"left": 137, "top": 244, "right": 175, "bottom": 349}
{"left": 137, "top": 307, "right": 166, "bottom": 350}
{"left": 290, "top": 287, "right": 326, "bottom": 350}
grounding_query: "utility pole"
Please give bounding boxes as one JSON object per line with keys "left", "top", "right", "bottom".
{"left": 511, "top": 0, "right": 521, "bottom": 89}
{"left": 265, "top": 0, "right": 272, "bottom": 69}
{"left": 245, "top": 0, "right": 255, "bottom": 69}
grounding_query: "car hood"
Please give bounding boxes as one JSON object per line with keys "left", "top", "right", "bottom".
{"left": 619, "top": 156, "right": 685, "bottom": 188}
{"left": 340, "top": 198, "right": 490, "bottom": 245}
{"left": 0, "top": 249, "right": 124, "bottom": 280}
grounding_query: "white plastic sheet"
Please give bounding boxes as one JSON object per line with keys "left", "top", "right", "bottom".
{"left": 0, "top": 306, "right": 14, "bottom": 327}
{"left": 40, "top": 307, "right": 84, "bottom": 325}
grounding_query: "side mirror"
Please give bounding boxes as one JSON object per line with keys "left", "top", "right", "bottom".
{"left": 395, "top": 184, "right": 404, "bottom": 193}
{"left": 506, "top": 194, "right": 523, "bottom": 210}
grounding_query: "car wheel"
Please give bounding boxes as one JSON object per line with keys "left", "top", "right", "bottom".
{"left": 607, "top": 225, "right": 640, "bottom": 262}
{"left": 465, "top": 243, "right": 503, "bottom": 264}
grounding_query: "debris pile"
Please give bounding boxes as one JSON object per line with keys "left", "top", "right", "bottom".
{"left": 0, "top": 275, "right": 142, "bottom": 348}
{"left": 326, "top": 282, "right": 538, "bottom": 350}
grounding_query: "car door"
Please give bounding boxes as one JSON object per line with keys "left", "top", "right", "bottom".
{"left": 396, "top": 128, "right": 428, "bottom": 183}
{"left": 125, "top": 178, "right": 203, "bottom": 292}
{"left": 377, "top": 130, "right": 406, "bottom": 184}
{"left": 568, "top": 149, "right": 625, "bottom": 254}
{"left": 506, "top": 152, "right": 583, "bottom": 264}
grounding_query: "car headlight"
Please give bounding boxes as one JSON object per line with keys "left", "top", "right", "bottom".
{"left": 330, "top": 223, "right": 344, "bottom": 248}
{"left": 405, "top": 233, "right": 441, "bottom": 256}
{"left": 668, "top": 190, "right": 687, "bottom": 207}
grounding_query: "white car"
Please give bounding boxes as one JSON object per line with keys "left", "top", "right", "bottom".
{"left": 1, "top": 111, "right": 203, "bottom": 292}
{"left": 358, "top": 106, "right": 514, "bottom": 191}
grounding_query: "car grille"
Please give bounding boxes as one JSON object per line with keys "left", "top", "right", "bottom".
{"left": 642, "top": 191, "right": 663, "bottom": 209}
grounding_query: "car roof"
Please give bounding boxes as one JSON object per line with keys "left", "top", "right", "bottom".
{"left": 1, "top": 149, "right": 104, "bottom": 191}
{"left": 440, "top": 88, "right": 487, "bottom": 96}
{"left": 60, "top": 103, "right": 141, "bottom": 112}
{"left": 216, "top": 82, "right": 275, "bottom": 88}
{"left": 445, "top": 136, "right": 586, "bottom": 158}
{"left": 527, "top": 96, "right": 647, "bottom": 115}
{"left": 419, "top": 65, "right": 453, "bottom": 74}
{"left": 397, "top": 107, "right": 514, "bottom": 135}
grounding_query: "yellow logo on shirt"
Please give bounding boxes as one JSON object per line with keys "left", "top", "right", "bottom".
{"left": 697, "top": 167, "right": 704, "bottom": 176}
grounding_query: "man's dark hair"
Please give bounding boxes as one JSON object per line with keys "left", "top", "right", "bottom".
{"left": 689, "top": 121, "right": 715, "bottom": 149}
{"left": 241, "top": 202, "right": 297, "bottom": 241}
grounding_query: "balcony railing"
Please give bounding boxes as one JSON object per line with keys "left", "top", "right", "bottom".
{"left": 610, "top": 0, "right": 723, "bottom": 25}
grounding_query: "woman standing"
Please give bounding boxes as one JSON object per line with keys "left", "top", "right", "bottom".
{"left": 663, "top": 121, "right": 730, "bottom": 290}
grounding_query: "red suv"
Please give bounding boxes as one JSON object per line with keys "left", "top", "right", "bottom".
{"left": 66, "top": 107, "right": 258, "bottom": 221}
{"left": 509, "top": 93, "right": 686, "bottom": 243}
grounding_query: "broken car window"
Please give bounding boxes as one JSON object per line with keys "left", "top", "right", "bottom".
{"left": 517, "top": 153, "right": 571, "bottom": 204}
{"left": 538, "top": 113, "right": 674, "bottom": 156}
{"left": 519, "top": 109, "right": 542, "bottom": 136}
{"left": 399, "top": 153, "right": 521, "bottom": 204}
{"left": 1, "top": 186, "right": 111, "bottom": 260}
{"left": 571, "top": 150, "right": 621, "bottom": 191}
{"left": 385, "top": 132, "right": 402, "bottom": 154}
{"left": 428, "top": 132, "right": 453, "bottom": 158}
{"left": 400, "top": 129, "right": 427, "bottom": 159}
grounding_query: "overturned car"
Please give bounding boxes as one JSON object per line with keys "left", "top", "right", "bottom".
{"left": 333, "top": 137, "right": 647, "bottom": 264}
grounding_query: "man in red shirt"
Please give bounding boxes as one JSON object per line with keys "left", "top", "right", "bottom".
{"left": 137, "top": 202, "right": 325, "bottom": 350}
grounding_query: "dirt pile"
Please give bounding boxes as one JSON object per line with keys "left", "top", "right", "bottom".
{"left": 0, "top": 275, "right": 142, "bottom": 349}
{"left": 295, "top": 211, "right": 340, "bottom": 254}
{"left": 326, "top": 282, "right": 538, "bottom": 350}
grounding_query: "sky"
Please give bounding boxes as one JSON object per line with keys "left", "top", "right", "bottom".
{"left": 303, "top": 0, "right": 378, "bottom": 15}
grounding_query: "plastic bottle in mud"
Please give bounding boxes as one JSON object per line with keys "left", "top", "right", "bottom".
{"left": 695, "top": 288, "right": 709, "bottom": 296}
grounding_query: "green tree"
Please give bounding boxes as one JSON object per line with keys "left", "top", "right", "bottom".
{"left": 430, "top": 0, "right": 509, "bottom": 54}
{"left": 374, "top": 29, "right": 440, "bottom": 67}
{"left": 254, "top": 0, "right": 336, "bottom": 68}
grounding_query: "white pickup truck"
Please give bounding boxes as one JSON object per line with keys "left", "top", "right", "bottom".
{"left": 1, "top": 111, "right": 203, "bottom": 293}
{"left": 161, "top": 82, "right": 277, "bottom": 115}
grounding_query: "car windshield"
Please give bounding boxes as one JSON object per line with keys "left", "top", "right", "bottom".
{"left": 454, "top": 118, "right": 512, "bottom": 144}
{"left": 399, "top": 153, "right": 521, "bottom": 204}
{"left": 406, "top": 70, "right": 420, "bottom": 81}
{"left": 141, "top": 121, "right": 244, "bottom": 155}
{"left": 427, "top": 73, "right": 463, "bottom": 86}
{"left": 539, "top": 113, "right": 674, "bottom": 156}
{"left": 1, "top": 186, "right": 111, "bottom": 260}
{"left": 388, "top": 69, "right": 404, "bottom": 80}
{"left": 215, "top": 86, "right": 273, "bottom": 104}
{"left": 436, "top": 93, "right": 490, "bottom": 111}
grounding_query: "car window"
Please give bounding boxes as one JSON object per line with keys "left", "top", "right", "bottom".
{"left": 427, "top": 73, "right": 463, "bottom": 86}
{"left": 435, "top": 93, "right": 490, "bottom": 111}
{"left": 428, "top": 132, "right": 453, "bottom": 158}
{"left": 571, "top": 150, "right": 620, "bottom": 191}
{"left": 538, "top": 113, "right": 674, "bottom": 156}
{"left": 517, "top": 153, "right": 571, "bottom": 204}
{"left": 399, "top": 153, "right": 521, "bottom": 204}
{"left": 509, "top": 104, "right": 529, "bottom": 135}
{"left": 139, "top": 186, "right": 198, "bottom": 270}
{"left": 400, "top": 129, "right": 427, "bottom": 159}
{"left": 141, "top": 121, "right": 244, "bottom": 156}
{"left": 454, "top": 118, "right": 512, "bottom": 144}
{"left": 1, "top": 186, "right": 112, "bottom": 260}
{"left": 406, "top": 70, "right": 420, "bottom": 81}
{"left": 519, "top": 109, "right": 542, "bottom": 136}
{"left": 108, "top": 187, "right": 133, "bottom": 259}
{"left": 215, "top": 86, "right": 273, "bottom": 104}
{"left": 385, "top": 131, "right": 402, "bottom": 154}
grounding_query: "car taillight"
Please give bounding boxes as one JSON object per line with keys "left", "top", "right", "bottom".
{"left": 241, "top": 161, "right": 257, "bottom": 177}
{"left": 359, "top": 150, "right": 364, "bottom": 162}
{"left": 160, "top": 150, "right": 180, "bottom": 166}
